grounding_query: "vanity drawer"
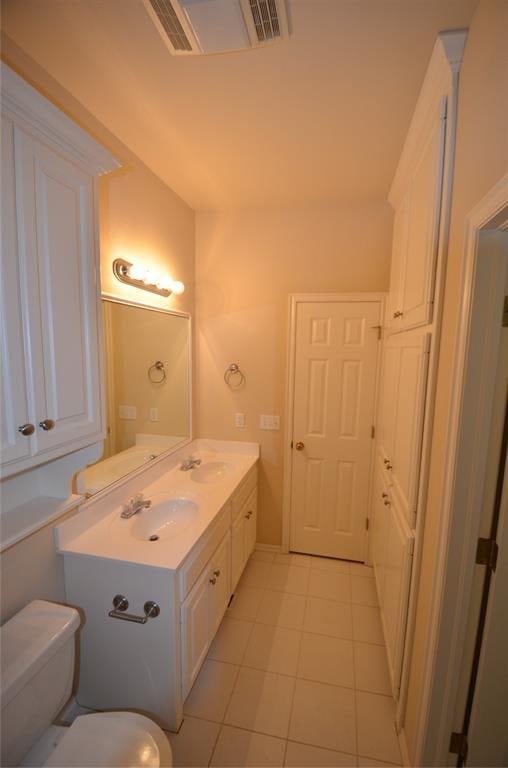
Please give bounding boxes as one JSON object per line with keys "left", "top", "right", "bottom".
{"left": 231, "top": 465, "right": 257, "bottom": 517}
{"left": 178, "top": 503, "right": 231, "bottom": 601}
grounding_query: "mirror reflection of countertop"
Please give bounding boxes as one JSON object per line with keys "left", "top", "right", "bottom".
{"left": 56, "top": 439, "right": 259, "bottom": 571}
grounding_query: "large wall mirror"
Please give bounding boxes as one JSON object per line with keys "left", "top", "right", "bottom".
{"left": 77, "top": 297, "right": 191, "bottom": 495}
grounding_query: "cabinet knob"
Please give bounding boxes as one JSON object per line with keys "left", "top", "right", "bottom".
{"left": 381, "top": 492, "right": 389, "bottom": 499}
{"left": 209, "top": 577, "right": 217, "bottom": 585}
{"left": 245, "top": 511, "right": 253, "bottom": 519}
{"left": 384, "top": 499, "right": 391, "bottom": 506}
{"left": 383, "top": 458, "right": 393, "bottom": 470}
{"left": 393, "top": 311, "right": 403, "bottom": 318}
{"left": 295, "top": 441, "right": 305, "bottom": 451}
{"left": 39, "top": 418, "right": 55, "bottom": 431}
{"left": 213, "top": 569, "right": 221, "bottom": 578}
{"left": 18, "top": 423, "right": 35, "bottom": 436}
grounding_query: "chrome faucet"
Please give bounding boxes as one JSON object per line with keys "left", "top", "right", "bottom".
{"left": 121, "top": 493, "right": 152, "bottom": 518}
{"left": 179, "top": 456, "right": 202, "bottom": 472}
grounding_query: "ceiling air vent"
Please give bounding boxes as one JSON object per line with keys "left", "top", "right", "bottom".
{"left": 143, "top": 0, "right": 289, "bottom": 56}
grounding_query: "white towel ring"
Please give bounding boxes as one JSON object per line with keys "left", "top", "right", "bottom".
{"left": 224, "top": 363, "right": 245, "bottom": 389}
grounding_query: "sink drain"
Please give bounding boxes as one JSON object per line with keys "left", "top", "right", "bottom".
{"left": 148, "top": 535, "right": 159, "bottom": 542}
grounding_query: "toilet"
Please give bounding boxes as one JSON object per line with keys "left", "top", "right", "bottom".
{"left": 1, "top": 600, "right": 173, "bottom": 767}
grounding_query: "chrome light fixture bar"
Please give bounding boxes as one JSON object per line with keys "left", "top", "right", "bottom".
{"left": 113, "top": 258, "right": 185, "bottom": 298}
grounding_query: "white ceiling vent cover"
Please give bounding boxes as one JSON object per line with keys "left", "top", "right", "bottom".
{"left": 143, "top": 0, "right": 289, "bottom": 56}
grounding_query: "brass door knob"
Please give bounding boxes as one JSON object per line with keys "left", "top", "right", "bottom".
{"left": 295, "top": 441, "right": 305, "bottom": 451}
{"left": 18, "top": 423, "right": 35, "bottom": 436}
{"left": 39, "top": 419, "right": 55, "bottom": 431}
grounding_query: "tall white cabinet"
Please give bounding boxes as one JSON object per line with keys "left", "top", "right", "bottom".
{"left": 371, "top": 31, "right": 467, "bottom": 707}
{"left": 0, "top": 64, "right": 119, "bottom": 480}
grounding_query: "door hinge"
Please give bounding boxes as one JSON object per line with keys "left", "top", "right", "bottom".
{"left": 365, "top": 517, "right": 370, "bottom": 531}
{"left": 371, "top": 425, "right": 375, "bottom": 439}
{"left": 371, "top": 324, "right": 382, "bottom": 340}
{"left": 503, "top": 295, "right": 508, "bottom": 327}
{"left": 476, "top": 537, "right": 499, "bottom": 571}
{"left": 290, "top": 440, "right": 293, "bottom": 449}
{"left": 449, "top": 731, "right": 468, "bottom": 761}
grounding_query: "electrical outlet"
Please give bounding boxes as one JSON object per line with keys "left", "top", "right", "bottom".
{"left": 260, "top": 415, "right": 280, "bottom": 430}
{"left": 235, "top": 413, "right": 245, "bottom": 428}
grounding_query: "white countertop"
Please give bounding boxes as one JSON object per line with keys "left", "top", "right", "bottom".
{"left": 56, "top": 440, "right": 259, "bottom": 571}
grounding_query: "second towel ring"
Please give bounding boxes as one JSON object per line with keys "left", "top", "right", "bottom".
{"left": 148, "top": 360, "right": 166, "bottom": 384}
{"left": 224, "top": 363, "right": 245, "bottom": 389}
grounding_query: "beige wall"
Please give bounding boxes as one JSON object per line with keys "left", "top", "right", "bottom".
{"left": 404, "top": 0, "right": 508, "bottom": 757}
{"left": 195, "top": 204, "right": 392, "bottom": 544}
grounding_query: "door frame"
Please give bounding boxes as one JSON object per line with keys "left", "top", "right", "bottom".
{"left": 412, "top": 174, "right": 508, "bottom": 765}
{"left": 282, "top": 292, "right": 385, "bottom": 556}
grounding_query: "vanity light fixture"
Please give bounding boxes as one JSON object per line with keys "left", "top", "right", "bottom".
{"left": 113, "top": 258, "right": 185, "bottom": 298}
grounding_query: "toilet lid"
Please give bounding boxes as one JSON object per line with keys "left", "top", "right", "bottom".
{"left": 44, "top": 712, "right": 172, "bottom": 767}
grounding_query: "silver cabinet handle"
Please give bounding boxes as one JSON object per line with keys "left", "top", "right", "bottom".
{"left": 108, "top": 594, "right": 160, "bottom": 624}
{"left": 18, "top": 423, "right": 35, "bottom": 436}
{"left": 39, "top": 419, "right": 55, "bottom": 431}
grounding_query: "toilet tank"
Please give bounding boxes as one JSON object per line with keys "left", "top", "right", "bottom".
{"left": 0, "top": 600, "right": 80, "bottom": 767}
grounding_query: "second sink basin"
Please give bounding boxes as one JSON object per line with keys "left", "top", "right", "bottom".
{"left": 130, "top": 496, "right": 199, "bottom": 541}
{"left": 191, "top": 461, "right": 232, "bottom": 483}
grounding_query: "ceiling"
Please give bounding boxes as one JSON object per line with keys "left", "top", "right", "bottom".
{"left": 2, "top": 0, "right": 478, "bottom": 211}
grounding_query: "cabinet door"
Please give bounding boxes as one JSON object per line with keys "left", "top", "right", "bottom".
{"left": 377, "top": 343, "right": 400, "bottom": 485}
{"left": 243, "top": 488, "right": 258, "bottom": 561}
{"left": 231, "top": 510, "right": 245, "bottom": 591}
{"left": 399, "top": 101, "right": 447, "bottom": 329}
{"left": 390, "top": 330, "right": 431, "bottom": 529}
{"left": 387, "top": 193, "right": 409, "bottom": 330}
{"left": 14, "top": 127, "right": 102, "bottom": 454}
{"left": 209, "top": 530, "right": 231, "bottom": 638}
{"left": 181, "top": 567, "right": 209, "bottom": 700}
{"left": 0, "top": 117, "right": 32, "bottom": 465}
{"left": 371, "top": 458, "right": 391, "bottom": 613}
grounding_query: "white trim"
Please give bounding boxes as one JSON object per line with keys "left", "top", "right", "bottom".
{"left": 254, "top": 543, "right": 283, "bottom": 553}
{"left": 414, "top": 174, "right": 508, "bottom": 765}
{"left": 282, "top": 292, "right": 385, "bottom": 556}
{"left": 1, "top": 63, "right": 120, "bottom": 176}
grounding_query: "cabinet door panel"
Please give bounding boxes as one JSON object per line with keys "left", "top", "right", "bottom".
{"left": 14, "top": 127, "right": 102, "bottom": 453}
{"left": 231, "top": 511, "right": 245, "bottom": 591}
{"left": 243, "top": 488, "right": 258, "bottom": 560}
{"left": 209, "top": 531, "right": 231, "bottom": 638}
{"left": 181, "top": 568, "right": 209, "bottom": 700}
{"left": 372, "top": 459, "right": 391, "bottom": 611}
{"left": 377, "top": 344, "right": 400, "bottom": 478}
{"left": 387, "top": 193, "right": 409, "bottom": 329}
{"left": 1, "top": 117, "right": 32, "bottom": 465}
{"left": 400, "top": 104, "right": 446, "bottom": 329}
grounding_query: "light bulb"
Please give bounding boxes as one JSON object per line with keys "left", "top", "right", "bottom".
{"left": 127, "top": 263, "right": 145, "bottom": 281}
{"left": 143, "top": 269, "right": 160, "bottom": 286}
{"left": 171, "top": 280, "right": 185, "bottom": 295}
{"left": 157, "top": 275, "right": 172, "bottom": 291}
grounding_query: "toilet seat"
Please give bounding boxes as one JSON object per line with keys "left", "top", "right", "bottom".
{"left": 44, "top": 712, "right": 172, "bottom": 767}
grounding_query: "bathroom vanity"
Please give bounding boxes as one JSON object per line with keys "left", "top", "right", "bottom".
{"left": 56, "top": 439, "right": 258, "bottom": 731}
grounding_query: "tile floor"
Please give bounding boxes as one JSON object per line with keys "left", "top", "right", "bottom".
{"left": 169, "top": 551, "right": 402, "bottom": 768}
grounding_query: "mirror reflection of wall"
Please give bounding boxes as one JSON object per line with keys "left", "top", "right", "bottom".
{"left": 76, "top": 299, "right": 191, "bottom": 495}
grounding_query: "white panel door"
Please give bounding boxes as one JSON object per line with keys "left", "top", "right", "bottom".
{"left": 290, "top": 300, "right": 381, "bottom": 561}
{"left": 14, "top": 126, "right": 102, "bottom": 453}
{"left": 0, "top": 116, "right": 32, "bottom": 464}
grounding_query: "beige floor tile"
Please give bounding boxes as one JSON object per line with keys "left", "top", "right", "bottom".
{"left": 243, "top": 623, "right": 301, "bottom": 676}
{"left": 304, "top": 596, "right": 353, "bottom": 639}
{"left": 267, "top": 564, "right": 310, "bottom": 595}
{"left": 251, "top": 550, "right": 277, "bottom": 563}
{"left": 309, "top": 570, "right": 351, "bottom": 602}
{"left": 310, "top": 558, "right": 351, "bottom": 574}
{"left": 285, "top": 741, "right": 357, "bottom": 767}
{"left": 239, "top": 560, "right": 273, "bottom": 589}
{"left": 274, "top": 553, "right": 312, "bottom": 567}
{"left": 225, "top": 667, "right": 295, "bottom": 738}
{"left": 354, "top": 643, "right": 392, "bottom": 695}
{"left": 208, "top": 618, "right": 253, "bottom": 665}
{"left": 352, "top": 605, "right": 384, "bottom": 645}
{"left": 357, "top": 758, "right": 401, "bottom": 767}
{"left": 356, "top": 691, "right": 402, "bottom": 764}
{"left": 227, "top": 586, "right": 265, "bottom": 621}
{"left": 257, "top": 590, "right": 306, "bottom": 629}
{"left": 184, "top": 660, "right": 239, "bottom": 722}
{"left": 211, "top": 725, "right": 286, "bottom": 767}
{"left": 169, "top": 716, "right": 220, "bottom": 767}
{"left": 298, "top": 633, "right": 354, "bottom": 688}
{"left": 349, "top": 564, "right": 375, "bottom": 578}
{"left": 351, "top": 576, "right": 378, "bottom": 607}
{"left": 289, "top": 679, "right": 356, "bottom": 754}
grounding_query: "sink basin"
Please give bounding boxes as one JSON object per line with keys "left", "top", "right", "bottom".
{"left": 191, "top": 461, "right": 232, "bottom": 483}
{"left": 129, "top": 496, "right": 199, "bottom": 541}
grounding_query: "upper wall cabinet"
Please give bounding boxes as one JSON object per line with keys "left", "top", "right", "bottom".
{"left": 0, "top": 64, "right": 119, "bottom": 479}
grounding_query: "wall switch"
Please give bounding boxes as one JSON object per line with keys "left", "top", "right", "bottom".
{"left": 235, "top": 413, "right": 245, "bottom": 428}
{"left": 260, "top": 415, "right": 280, "bottom": 430}
{"left": 149, "top": 408, "right": 158, "bottom": 422}
{"left": 119, "top": 405, "right": 136, "bottom": 420}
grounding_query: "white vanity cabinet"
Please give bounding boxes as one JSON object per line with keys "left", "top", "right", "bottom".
{"left": 0, "top": 64, "right": 118, "bottom": 478}
{"left": 388, "top": 100, "right": 447, "bottom": 332}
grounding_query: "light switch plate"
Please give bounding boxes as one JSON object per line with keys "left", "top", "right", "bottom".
{"left": 260, "top": 414, "right": 280, "bottom": 430}
{"left": 119, "top": 405, "right": 136, "bottom": 420}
